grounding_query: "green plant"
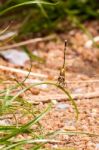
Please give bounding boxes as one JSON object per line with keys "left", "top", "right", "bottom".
{"left": 0, "top": 80, "right": 98, "bottom": 149}
{"left": 0, "top": 0, "right": 98, "bottom": 37}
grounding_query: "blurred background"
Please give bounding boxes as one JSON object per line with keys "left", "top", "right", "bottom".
{"left": 0, "top": 0, "right": 99, "bottom": 38}
{"left": 0, "top": 1, "right": 99, "bottom": 149}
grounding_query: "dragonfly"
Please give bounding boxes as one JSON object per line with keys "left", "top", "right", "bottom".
{"left": 57, "top": 40, "right": 99, "bottom": 90}
{"left": 57, "top": 40, "right": 67, "bottom": 87}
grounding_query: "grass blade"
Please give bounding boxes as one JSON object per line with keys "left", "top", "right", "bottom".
{"left": 0, "top": 1, "right": 56, "bottom": 16}
{"left": 6, "top": 81, "right": 78, "bottom": 119}
{"left": 23, "top": 46, "right": 45, "bottom": 63}
{"left": 0, "top": 104, "right": 51, "bottom": 143}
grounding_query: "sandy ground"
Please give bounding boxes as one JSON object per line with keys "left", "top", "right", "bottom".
{"left": 0, "top": 21, "right": 99, "bottom": 149}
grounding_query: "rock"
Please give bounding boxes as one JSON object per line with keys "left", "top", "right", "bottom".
{"left": 0, "top": 119, "right": 11, "bottom": 126}
{"left": 56, "top": 103, "right": 70, "bottom": 110}
{"left": 84, "top": 36, "right": 99, "bottom": 48}
{"left": 0, "top": 49, "right": 29, "bottom": 66}
{"left": 96, "top": 143, "right": 99, "bottom": 150}
{"left": 73, "top": 87, "right": 85, "bottom": 94}
{"left": 51, "top": 99, "right": 58, "bottom": 104}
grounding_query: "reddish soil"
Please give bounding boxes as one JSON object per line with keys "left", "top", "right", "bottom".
{"left": 0, "top": 21, "right": 99, "bottom": 149}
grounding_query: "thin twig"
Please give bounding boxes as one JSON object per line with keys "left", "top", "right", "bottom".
{"left": 0, "top": 65, "right": 47, "bottom": 78}
{"left": 0, "top": 34, "right": 56, "bottom": 50}
{"left": 25, "top": 79, "right": 99, "bottom": 84}
{"left": 15, "top": 139, "right": 62, "bottom": 144}
{"left": 0, "top": 65, "right": 99, "bottom": 82}
{"left": 27, "top": 90, "right": 99, "bottom": 104}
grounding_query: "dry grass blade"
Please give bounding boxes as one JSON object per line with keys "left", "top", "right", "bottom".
{"left": 0, "top": 34, "right": 56, "bottom": 50}
{"left": 2, "top": 139, "right": 62, "bottom": 150}
{"left": 0, "top": 65, "right": 48, "bottom": 78}
{"left": 25, "top": 90, "right": 99, "bottom": 104}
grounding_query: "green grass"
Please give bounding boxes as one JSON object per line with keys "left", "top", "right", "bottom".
{"left": 0, "top": 0, "right": 99, "bottom": 149}
{"left": 0, "top": 76, "right": 98, "bottom": 149}
{"left": 0, "top": 0, "right": 98, "bottom": 37}
{"left": 0, "top": 78, "right": 77, "bottom": 149}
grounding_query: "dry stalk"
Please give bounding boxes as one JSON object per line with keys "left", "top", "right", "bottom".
{"left": 0, "top": 34, "right": 56, "bottom": 50}
{"left": 0, "top": 65, "right": 47, "bottom": 78}
{"left": 27, "top": 90, "right": 99, "bottom": 104}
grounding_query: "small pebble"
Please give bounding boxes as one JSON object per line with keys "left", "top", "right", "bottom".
{"left": 73, "top": 87, "right": 84, "bottom": 93}
{"left": 51, "top": 99, "right": 57, "bottom": 104}
{"left": 56, "top": 103, "right": 70, "bottom": 110}
{"left": 0, "top": 49, "right": 29, "bottom": 66}
{"left": 96, "top": 143, "right": 99, "bottom": 150}
{"left": 0, "top": 119, "right": 11, "bottom": 126}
